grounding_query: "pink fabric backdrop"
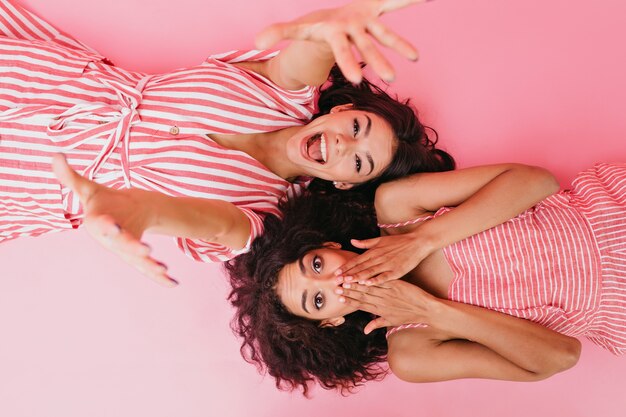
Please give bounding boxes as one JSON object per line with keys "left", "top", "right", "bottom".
{"left": 2, "top": 0, "right": 626, "bottom": 416}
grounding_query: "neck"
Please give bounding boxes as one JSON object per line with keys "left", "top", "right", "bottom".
{"left": 249, "top": 126, "right": 306, "bottom": 181}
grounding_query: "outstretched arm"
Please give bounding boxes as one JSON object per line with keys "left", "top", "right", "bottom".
{"left": 242, "top": 0, "right": 427, "bottom": 89}
{"left": 340, "top": 281, "right": 581, "bottom": 382}
{"left": 336, "top": 163, "right": 560, "bottom": 284}
{"left": 52, "top": 154, "right": 251, "bottom": 287}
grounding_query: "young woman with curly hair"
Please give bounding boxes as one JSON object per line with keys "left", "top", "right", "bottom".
{"left": 227, "top": 162, "right": 626, "bottom": 394}
{"left": 1, "top": 0, "right": 452, "bottom": 285}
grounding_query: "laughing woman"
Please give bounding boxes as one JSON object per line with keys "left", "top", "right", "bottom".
{"left": 0, "top": 0, "right": 453, "bottom": 284}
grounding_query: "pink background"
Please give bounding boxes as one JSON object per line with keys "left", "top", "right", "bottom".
{"left": 2, "top": 0, "right": 626, "bottom": 416}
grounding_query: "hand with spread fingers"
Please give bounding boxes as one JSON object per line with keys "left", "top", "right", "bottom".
{"left": 255, "top": 0, "right": 429, "bottom": 84}
{"left": 335, "top": 228, "right": 434, "bottom": 286}
{"left": 337, "top": 280, "right": 440, "bottom": 334}
{"left": 52, "top": 154, "right": 178, "bottom": 287}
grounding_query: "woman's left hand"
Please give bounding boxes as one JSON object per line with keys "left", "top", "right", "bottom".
{"left": 256, "top": 0, "right": 428, "bottom": 83}
{"left": 337, "top": 280, "right": 439, "bottom": 334}
{"left": 334, "top": 229, "right": 434, "bottom": 285}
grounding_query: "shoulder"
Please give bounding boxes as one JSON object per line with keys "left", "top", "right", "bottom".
{"left": 386, "top": 326, "right": 440, "bottom": 382}
{"left": 374, "top": 176, "right": 429, "bottom": 226}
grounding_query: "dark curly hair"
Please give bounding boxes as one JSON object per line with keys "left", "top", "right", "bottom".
{"left": 309, "top": 66, "right": 456, "bottom": 199}
{"left": 225, "top": 192, "right": 389, "bottom": 396}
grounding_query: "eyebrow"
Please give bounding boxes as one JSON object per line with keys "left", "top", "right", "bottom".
{"left": 363, "top": 115, "right": 374, "bottom": 176}
{"left": 298, "top": 257, "right": 309, "bottom": 313}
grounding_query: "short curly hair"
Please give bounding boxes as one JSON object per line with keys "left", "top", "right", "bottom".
{"left": 225, "top": 192, "right": 389, "bottom": 396}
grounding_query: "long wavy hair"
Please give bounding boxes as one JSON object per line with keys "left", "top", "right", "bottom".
{"left": 309, "top": 66, "right": 456, "bottom": 199}
{"left": 226, "top": 192, "right": 389, "bottom": 396}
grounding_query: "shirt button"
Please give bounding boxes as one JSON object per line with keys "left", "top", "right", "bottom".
{"left": 169, "top": 126, "right": 180, "bottom": 136}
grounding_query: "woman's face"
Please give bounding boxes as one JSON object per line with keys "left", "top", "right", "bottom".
{"left": 275, "top": 244, "right": 359, "bottom": 325}
{"left": 286, "top": 105, "right": 395, "bottom": 188}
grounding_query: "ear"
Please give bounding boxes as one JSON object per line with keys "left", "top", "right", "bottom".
{"left": 322, "top": 242, "right": 342, "bottom": 250}
{"left": 333, "top": 181, "right": 355, "bottom": 190}
{"left": 329, "top": 103, "right": 353, "bottom": 114}
{"left": 320, "top": 316, "right": 346, "bottom": 328}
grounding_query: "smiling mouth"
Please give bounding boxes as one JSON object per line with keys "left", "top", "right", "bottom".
{"left": 306, "top": 133, "right": 327, "bottom": 164}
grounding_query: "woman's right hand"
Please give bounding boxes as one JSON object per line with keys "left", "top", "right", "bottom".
{"left": 52, "top": 154, "right": 178, "bottom": 287}
{"left": 256, "top": 0, "right": 429, "bottom": 83}
{"left": 337, "top": 280, "right": 441, "bottom": 334}
{"left": 334, "top": 227, "right": 434, "bottom": 286}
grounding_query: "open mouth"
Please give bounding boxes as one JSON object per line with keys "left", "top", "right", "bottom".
{"left": 305, "top": 133, "right": 327, "bottom": 164}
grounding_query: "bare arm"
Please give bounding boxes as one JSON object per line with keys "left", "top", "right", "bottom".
{"left": 336, "top": 164, "right": 560, "bottom": 284}
{"left": 340, "top": 281, "right": 581, "bottom": 382}
{"left": 240, "top": 0, "right": 426, "bottom": 89}
{"left": 52, "top": 154, "right": 250, "bottom": 286}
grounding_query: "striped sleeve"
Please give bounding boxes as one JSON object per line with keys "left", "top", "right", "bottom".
{"left": 0, "top": 0, "right": 103, "bottom": 56}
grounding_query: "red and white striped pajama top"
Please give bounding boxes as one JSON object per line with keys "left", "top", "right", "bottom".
{"left": 0, "top": 0, "right": 317, "bottom": 262}
{"left": 387, "top": 164, "right": 626, "bottom": 354}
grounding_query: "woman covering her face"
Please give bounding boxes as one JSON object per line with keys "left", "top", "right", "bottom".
{"left": 0, "top": 0, "right": 452, "bottom": 284}
{"left": 227, "top": 162, "right": 625, "bottom": 394}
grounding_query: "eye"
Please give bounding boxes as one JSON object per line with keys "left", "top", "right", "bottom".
{"left": 355, "top": 155, "right": 362, "bottom": 173}
{"left": 353, "top": 118, "right": 360, "bottom": 137}
{"left": 314, "top": 292, "right": 324, "bottom": 310}
{"left": 311, "top": 255, "right": 322, "bottom": 273}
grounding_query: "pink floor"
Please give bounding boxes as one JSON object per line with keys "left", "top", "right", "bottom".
{"left": 2, "top": 0, "right": 626, "bottom": 416}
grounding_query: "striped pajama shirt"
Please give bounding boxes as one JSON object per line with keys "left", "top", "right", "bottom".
{"left": 0, "top": 0, "right": 316, "bottom": 262}
{"left": 387, "top": 164, "right": 626, "bottom": 354}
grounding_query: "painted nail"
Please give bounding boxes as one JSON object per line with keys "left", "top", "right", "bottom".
{"left": 339, "top": 296, "right": 345, "bottom": 303}
{"left": 343, "top": 283, "right": 352, "bottom": 289}
{"left": 334, "top": 288, "right": 343, "bottom": 295}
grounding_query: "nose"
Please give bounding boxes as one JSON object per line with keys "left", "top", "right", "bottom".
{"left": 335, "top": 133, "right": 353, "bottom": 156}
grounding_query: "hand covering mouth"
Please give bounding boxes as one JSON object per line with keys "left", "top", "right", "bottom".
{"left": 306, "top": 133, "right": 327, "bottom": 164}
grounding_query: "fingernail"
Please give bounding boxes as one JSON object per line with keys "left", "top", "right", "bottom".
{"left": 339, "top": 296, "right": 345, "bottom": 303}
{"left": 343, "top": 283, "right": 351, "bottom": 289}
{"left": 358, "top": 280, "right": 365, "bottom": 285}
{"left": 334, "top": 276, "right": 344, "bottom": 285}
{"left": 345, "top": 276, "right": 354, "bottom": 282}
{"left": 334, "top": 269, "right": 343, "bottom": 276}
{"left": 334, "top": 288, "right": 343, "bottom": 295}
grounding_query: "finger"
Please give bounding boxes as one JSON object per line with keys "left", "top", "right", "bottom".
{"left": 349, "top": 264, "right": 390, "bottom": 283}
{"left": 84, "top": 215, "right": 147, "bottom": 253}
{"left": 327, "top": 32, "right": 363, "bottom": 84}
{"left": 350, "top": 237, "right": 381, "bottom": 249}
{"left": 336, "top": 254, "right": 383, "bottom": 279}
{"left": 364, "top": 317, "right": 391, "bottom": 335}
{"left": 255, "top": 22, "right": 294, "bottom": 49}
{"left": 366, "top": 21, "right": 418, "bottom": 61}
{"left": 89, "top": 221, "right": 178, "bottom": 288}
{"left": 339, "top": 284, "right": 384, "bottom": 304}
{"left": 348, "top": 28, "right": 395, "bottom": 82}
{"left": 51, "top": 153, "right": 97, "bottom": 203}
{"left": 364, "top": 271, "right": 399, "bottom": 286}
{"left": 255, "top": 20, "right": 317, "bottom": 49}
{"left": 378, "top": 0, "right": 428, "bottom": 14}
{"left": 131, "top": 255, "right": 179, "bottom": 288}
{"left": 340, "top": 294, "right": 379, "bottom": 315}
